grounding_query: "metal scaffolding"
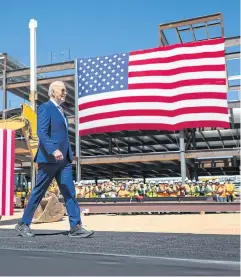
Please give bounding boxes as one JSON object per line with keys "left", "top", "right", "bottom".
{"left": 0, "top": 13, "right": 240, "bottom": 181}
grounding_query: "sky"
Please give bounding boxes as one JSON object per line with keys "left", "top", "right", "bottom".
{"left": 0, "top": 0, "right": 240, "bottom": 109}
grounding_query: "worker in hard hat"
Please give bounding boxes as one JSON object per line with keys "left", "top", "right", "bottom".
{"left": 225, "top": 178, "right": 235, "bottom": 202}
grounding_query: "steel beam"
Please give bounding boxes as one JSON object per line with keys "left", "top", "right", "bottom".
{"left": 226, "top": 52, "right": 240, "bottom": 60}
{"left": 158, "top": 13, "right": 222, "bottom": 31}
{"left": 78, "top": 148, "right": 240, "bottom": 165}
{"left": 73, "top": 202, "right": 241, "bottom": 214}
{"left": 6, "top": 61, "right": 74, "bottom": 78}
{"left": 7, "top": 74, "right": 74, "bottom": 89}
{"left": 228, "top": 101, "right": 240, "bottom": 108}
{"left": 225, "top": 36, "right": 240, "bottom": 48}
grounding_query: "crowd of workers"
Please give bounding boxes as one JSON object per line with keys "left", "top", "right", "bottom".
{"left": 74, "top": 178, "right": 237, "bottom": 202}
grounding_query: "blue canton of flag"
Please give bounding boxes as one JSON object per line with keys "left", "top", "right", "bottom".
{"left": 77, "top": 53, "right": 129, "bottom": 97}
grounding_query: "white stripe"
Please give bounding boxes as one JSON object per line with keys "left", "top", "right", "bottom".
{"left": 0, "top": 130, "right": 3, "bottom": 215}
{"left": 129, "top": 42, "right": 224, "bottom": 61}
{"left": 1, "top": 248, "right": 239, "bottom": 269}
{"left": 128, "top": 71, "right": 226, "bottom": 84}
{"left": 79, "top": 100, "right": 228, "bottom": 117}
{"left": 5, "top": 130, "right": 12, "bottom": 216}
{"left": 79, "top": 114, "right": 230, "bottom": 130}
{"left": 128, "top": 57, "right": 225, "bottom": 71}
{"left": 78, "top": 85, "right": 227, "bottom": 105}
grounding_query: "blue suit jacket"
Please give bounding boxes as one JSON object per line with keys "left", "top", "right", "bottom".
{"left": 34, "top": 100, "right": 73, "bottom": 163}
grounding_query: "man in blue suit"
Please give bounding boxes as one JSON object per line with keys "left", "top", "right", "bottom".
{"left": 15, "top": 81, "right": 94, "bottom": 238}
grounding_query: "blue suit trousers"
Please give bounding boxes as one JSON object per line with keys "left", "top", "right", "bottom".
{"left": 22, "top": 160, "right": 81, "bottom": 228}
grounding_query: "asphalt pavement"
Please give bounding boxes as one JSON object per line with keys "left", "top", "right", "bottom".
{"left": 0, "top": 229, "right": 240, "bottom": 276}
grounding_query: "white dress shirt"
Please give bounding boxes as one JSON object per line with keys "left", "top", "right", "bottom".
{"left": 50, "top": 98, "right": 67, "bottom": 127}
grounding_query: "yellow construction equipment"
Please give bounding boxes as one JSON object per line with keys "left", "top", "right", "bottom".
{"left": 0, "top": 103, "right": 65, "bottom": 223}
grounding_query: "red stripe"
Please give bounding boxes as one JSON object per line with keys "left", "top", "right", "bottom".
{"left": 79, "top": 107, "right": 228, "bottom": 124}
{"left": 130, "top": 38, "right": 224, "bottom": 55}
{"left": 128, "top": 51, "right": 224, "bottom": 66}
{"left": 128, "top": 65, "right": 226, "bottom": 77}
{"left": 79, "top": 93, "right": 227, "bottom": 110}
{"left": 79, "top": 120, "right": 230, "bottom": 136}
{"left": 1, "top": 130, "right": 7, "bottom": 215}
{"left": 129, "top": 79, "right": 226, "bottom": 89}
{"left": 10, "top": 130, "right": 15, "bottom": 215}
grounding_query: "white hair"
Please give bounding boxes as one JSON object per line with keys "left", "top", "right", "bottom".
{"left": 48, "top": 81, "right": 66, "bottom": 98}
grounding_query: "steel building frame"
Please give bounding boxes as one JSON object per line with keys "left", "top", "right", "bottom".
{"left": 0, "top": 13, "right": 240, "bottom": 180}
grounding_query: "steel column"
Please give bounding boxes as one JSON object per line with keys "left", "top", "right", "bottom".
{"left": 29, "top": 19, "right": 38, "bottom": 188}
{"left": 179, "top": 130, "right": 187, "bottom": 183}
{"left": 2, "top": 54, "right": 7, "bottom": 119}
{"left": 74, "top": 59, "right": 81, "bottom": 181}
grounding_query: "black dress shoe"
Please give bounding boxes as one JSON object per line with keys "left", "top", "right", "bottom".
{"left": 69, "top": 225, "right": 94, "bottom": 238}
{"left": 15, "top": 222, "right": 35, "bottom": 237}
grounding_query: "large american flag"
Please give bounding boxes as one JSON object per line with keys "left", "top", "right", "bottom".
{"left": 0, "top": 129, "right": 15, "bottom": 216}
{"left": 77, "top": 38, "right": 229, "bottom": 136}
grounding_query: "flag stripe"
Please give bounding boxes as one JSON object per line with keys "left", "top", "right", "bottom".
{"left": 79, "top": 114, "right": 230, "bottom": 131}
{"left": 129, "top": 42, "right": 224, "bottom": 61}
{"left": 79, "top": 93, "right": 227, "bottom": 110}
{"left": 130, "top": 38, "right": 224, "bottom": 55}
{"left": 10, "top": 130, "right": 15, "bottom": 215}
{"left": 128, "top": 65, "right": 226, "bottom": 77}
{"left": 79, "top": 121, "right": 230, "bottom": 136}
{"left": 129, "top": 78, "right": 226, "bottom": 89}
{"left": 79, "top": 107, "right": 228, "bottom": 124}
{"left": 79, "top": 100, "right": 228, "bottom": 118}
{"left": 0, "top": 131, "right": 3, "bottom": 215}
{"left": 78, "top": 85, "right": 227, "bottom": 105}
{"left": 128, "top": 71, "right": 226, "bottom": 84}
{"left": 129, "top": 51, "right": 224, "bottom": 66}
{"left": 5, "top": 130, "right": 12, "bottom": 215}
{"left": 1, "top": 130, "right": 7, "bottom": 215}
{"left": 0, "top": 129, "right": 15, "bottom": 216}
{"left": 128, "top": 58, "right": 225, "bottom": 71}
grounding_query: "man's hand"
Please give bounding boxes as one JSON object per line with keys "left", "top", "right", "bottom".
{"left": 53, "top": 149, "right": 64, "bottom": 161}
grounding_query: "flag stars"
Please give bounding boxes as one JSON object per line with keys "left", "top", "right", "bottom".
{"left": 78, "top": 52, "right": 128, "bottom": 96}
